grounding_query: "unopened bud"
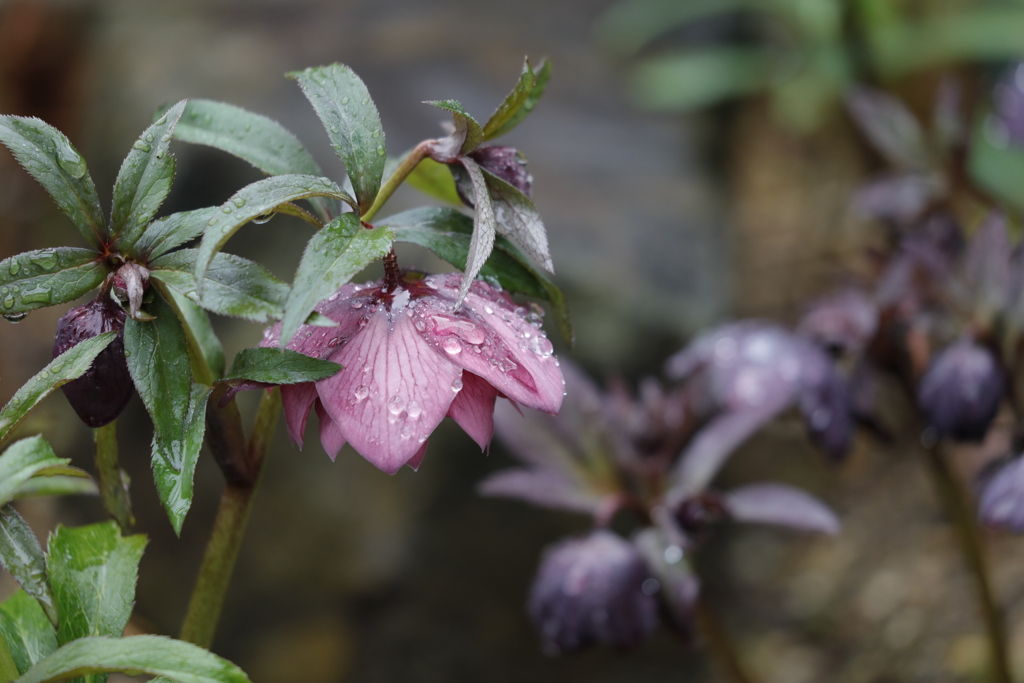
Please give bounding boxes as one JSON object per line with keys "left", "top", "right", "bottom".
{"left": 52, "top": 297, "right": 132, "bottom": 427}
{"left": 918, "top": 340, "right": 1004, "bottom": 442}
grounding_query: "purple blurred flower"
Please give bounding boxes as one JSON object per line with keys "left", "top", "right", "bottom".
{"left": 798, "top": 288, "right": 878, "bottom": 356}
{"left": 52, "top": 297, "right": 132, "bottom": 428}
{"left": 529, "top": 530, "right": 658, "bottom": 653}
{"left": 992, "top": 63, "right": 1024, "bottom": 145}
{"left": 978, "top": 454, "right": 1024, "bottom": 532}
{"left": 918, "top": 340, "right": 1004, "bottom": 442}
{"left": 264, "top": 272, "right": 564, "bottom": 474}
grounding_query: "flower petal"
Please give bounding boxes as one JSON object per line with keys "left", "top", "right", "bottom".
{"left": 315, "top": 400, "right": 346, "bottom": 461}
{"left": 281, "top": 382, "right": 318, "bottom": 447}
{"left": 406, "top": 440, "right": 429, "bottom": 471}
{"left": 723, "top": 483, "right": 840, "bottom": 535}
{"left": 260, "top": 282, "right": 372, "bottom": 358}
{"left": 413, "top": 275, "right": 564, "bottom": 413}
{"left": 447, "top": 371, "right": 498, "bottom": 450}
{"left": 316, "top": 309, "right": 461, "bottom": 474}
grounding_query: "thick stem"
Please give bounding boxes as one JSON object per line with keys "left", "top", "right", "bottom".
{"left": 92, "top": 420, "right": 133, "bottom": 532}
{"left": 695, "top": 595, "right": 756, "bottom": 683}
{"left": 179, "top": 388, "right": 281, "bottom": 649}
{"left": 921, "top": 442, "right": 1013, "bottom": 683}
{"left": 360, "top": 142, "right": 430, "bottom": 222}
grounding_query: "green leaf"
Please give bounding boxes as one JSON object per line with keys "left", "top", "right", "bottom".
{"left": 15, "top": 635, "right": 251, "bottom": 683}
{"left": 124, "top": 295, "right": 208, "bottom": 533}
{"left": 0, "top": 332, "right": 116, "bottom": 449}
{"left": 169, "top": 99, "right": 334, "bottom": 222}
{"left": 160, "top": 287, "right": 225, "bottom": 381}
{"left": 480, "top": 168, "right": 552, "bottom": 272}
{"left": 11, "top": 477, "right": 97, "bottom": 501}
{"left": 0, "top": 248, "right": 105, "bottom": 317}
{"left": 405, "top": 157, "right": 462, "bottom": 206}
{"left": 426, "top": 100, "right": 483, "bottom": 155}
{"left": 969, "top": 119, "right": 1024, "bottom": 214}
{"left": 385, "top": 207, "right": 571, "bottom": 342}
{"left": 288, "top": 64, "right": 386, "bottom": 212}
{"left": 193, "top": 174, "right": 353, "bottom": 291}
{"left": 454, "top": 157, "right": 496, "bottom": 304}
{"left": 0, "top": 591, "right": 57, "bottom": 675}
{"left": 109, "top": 101, "right": 187, "bottom": 251}
{"left": 151, "top": 248, "right": 289, "bottom": 323}
{"left": 279, "top": 214, "right": 393, "bottom": 348}
{"left": 46, "top": 522, "right": 146, "bottom": 647}
{"left": 0, "top": 116, "right": 105, "bottom": 248}
{"left": 223, "top": 347, "right": 340, "bottom": 384}
{"left": 0, "top": 506, "right": 57, "bottom": 627}
{"left": 629, "top": 47, "right": 779, "bottom": 111}
{"left": 0, "top": 436, "right": 70, "bottom": 509}
{"left": 483, "top": 59, "right": 551, "bottom": 140}
{"left": 130, "top": 207, "right": 219, "bottom": 261}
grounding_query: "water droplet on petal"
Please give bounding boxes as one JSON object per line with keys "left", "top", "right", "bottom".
{"left": 443, "top": 337, "right": 462, "bottom": 354}
{"left": 451, "top": 377, "right": 463, "bottom": 392}
{"left": 388, "top": 396, "right": 405, "bottom": 415}
{"left": 354, "top": 385, "right": 369, "bottom": 401}
{"left": 407, "top": 401, "right": 422, "bottom": 419}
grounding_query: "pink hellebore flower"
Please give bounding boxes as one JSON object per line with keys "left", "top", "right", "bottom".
{"left": 262, "top": 272, "right": 565, "bottom": 474}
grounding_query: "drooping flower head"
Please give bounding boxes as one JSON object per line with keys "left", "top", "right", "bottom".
{"left": 263, "top": 271, "right": 564, "bottom": 474}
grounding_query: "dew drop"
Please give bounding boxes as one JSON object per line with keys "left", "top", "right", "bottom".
{"left": 354, "top": 385, "right": 369, "bottom": 401}
{"left": 414, "top": 320, "right": 426, "bottom": 332}
{"left": 253, "top": 213, "right": 274, "bottom": 224}
{"left": 7, "top": 261, "right": 17, "bottom": 276}
{"left": 400, "top": 425, "right": 412, "bottom": 439}
{"left": 451, "top": 377, "right": 463, "bottom": 392}
{"left": 352, "top": 301, "right": 364, "bottom": 309}
{"left": 132, "top": 141, "right": 151, "bottom": 153}
{"left": 484, "top": 306, "right": 493, "bottom": 315}
{"left": 387, "top": 396, "right": 405, "bottom": 415}
{"left": 327, "top": 337, "right": 343, "bottom": 348}
{"left": 341, "top": 97, "right": 350, "bottom": 104}
{"left": 221, "top": 206, "right": 232, "bottom": 214}
{"left": 442, "top": 337, "right": 462, "bottom": 355}
{"left": 30, "top": 250, "right": 58, "bottom": 271}
{"left": 232, "top": 198, "right": 246, "bottom": 208}
{"left": 2, "top": 312, "right": 26, "bottom": 323}
{"left": 2, "top": 296, "right": 13, "bottom": 309}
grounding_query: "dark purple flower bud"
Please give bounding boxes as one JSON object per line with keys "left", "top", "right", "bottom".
{"left": 529, "top": 530, "right": 658, "bottom": 654}
{"left": 454, "top": 146, "right": 533, "bottom": 207}
{"left": 918, "top": 340, "right": 1004, "bottom": 442}
{"left": 52, "top": 297, "right": 132, "bottom": 427}
{"left": 978, "top": 454, "right": 1024, "bottom": 532}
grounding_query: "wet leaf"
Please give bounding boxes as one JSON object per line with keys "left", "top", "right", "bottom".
{"left": 16, "top": 635, "right": 251, "bottom": 683}
{"left": 455, "top": 157, "right": 496, "bottom": 305}
{"left": 223, "top": 347, "right": 340, "bottom": 385}
{"left": 481, "top": 167, "right": 552, "bottom": 272}
{"left": 0, "top": 436, "right": 70, "bottom": 509}
{"left": 160, "top": 287, "right": 225, "bottom": 381}
{"left": 0, "top": 248, "right": 105, "bottom": 317}
{"left": 193, "top": 174, "right": 353, "bottom": 291}
{"left": 12, "top": 476, "right": 97, "bottom": 501}
{"left": 0, "top": 116, "right": 105, "bottom": 248}
{"left": 482, "top": 60, "right": 536, "bottom": 140}
{"left": 386, "top": 206, "right": 571, "bottom": 342}
{"left": 0, "top": 506, "right": 57, "bottom": 627}
{"left": 0, "top": 590, "right": 57, "bottom": 676}
{"left": 279, "top": 214, "right": 393, "bottom": 347}
{"left": 169, "top": 99, "right": 334, "bottom": 222}
{"left": 289, "top": 64, "right": 385, "bottom": 212}
{"left": 124, "top": 295, "right": 208, "bottom": 533}
{"left": 109, "top": 101, "right": 187, "bottom": 251}
{"left": 484, "top": 59, "right": 551, "bottom": 140}
{"left": 46, "top": 522, "right": 146, "bottom": 654}
{"left": 426, "top": 100, "right": 483, "bottom": 155}
{"left": 0, "top": 332, "right": 116, "bottom": 448}
{"left": 131, "top": 207, "right": 220, "bottom": 261}
{"left": 151, "top": 249, "right": 289, "bottom": 323}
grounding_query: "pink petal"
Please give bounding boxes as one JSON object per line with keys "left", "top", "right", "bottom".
{"left": 281, "top": 382, "right": 318, "bottom": 447}
{"left": 260, "top": 283, "right": 373, "bottom": 357}
{"left": 447, "top": 371, "right": 497, "bottom": 450}
{"left": 405, "top": 440, "right": 429, "bottom": 471}
{"left": 413, "top": 276, "right": 564, "bottom": 414}
{"left": 316, "top": 309, "right": 462, "bottom": 474}
{"left": 315, "top": 400, "right": 347, "bottom": 461}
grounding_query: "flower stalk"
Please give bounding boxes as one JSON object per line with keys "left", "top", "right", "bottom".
{"left": 93, "top": 420, "right": 134, "bottom": 532}
{"left": 360, "top": 141, "right": 429, "bottom": 222}
{"left": 921, "top": 441, "right": 1012, "bottom": 683}
{"left": 180, "top": 387, "right": 281, "bottom": 648}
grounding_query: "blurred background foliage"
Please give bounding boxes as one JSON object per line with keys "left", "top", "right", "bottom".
{"left": 4, "top": 0, "right": 1024, "bottom": 681}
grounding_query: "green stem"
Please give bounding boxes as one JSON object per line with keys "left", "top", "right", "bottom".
{"left": 0, "top": 633, "right": 18, "bottom": 683}
{"left": 92, "top": 420, "right": 133, "bottom": 532}
{"left": 360, "top": 142, "right": 430, "bottom": 222}
{"left": 922, "top": 442, "right": 1013, "bottom": 683}
{"left": 695, "top": 595, "right": 756, "bottom": 683}
{"left": 179, "top": 387, "right": 281, "bottom": 649}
